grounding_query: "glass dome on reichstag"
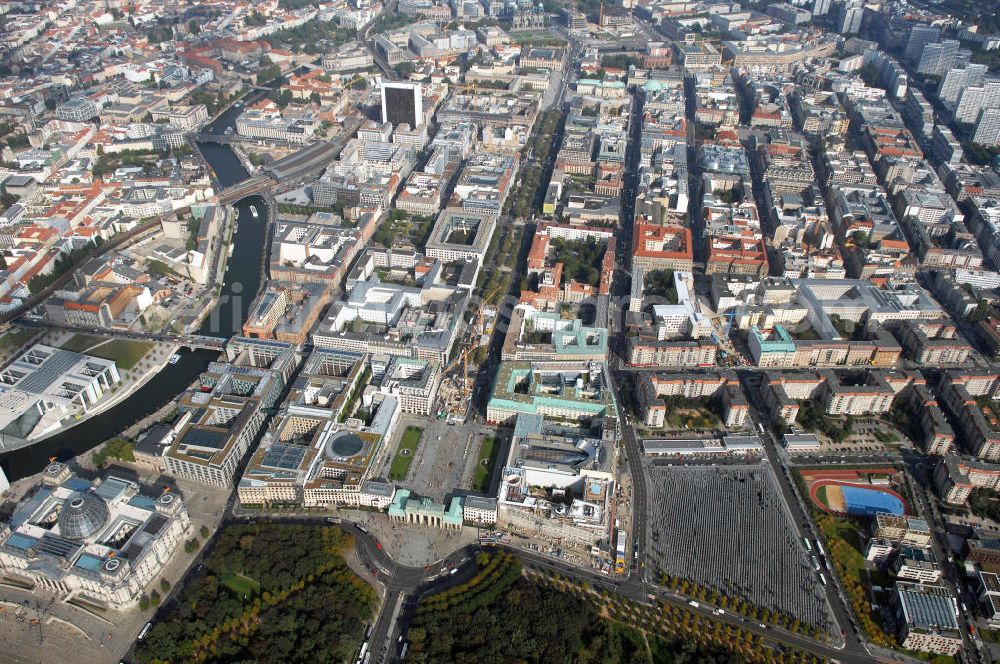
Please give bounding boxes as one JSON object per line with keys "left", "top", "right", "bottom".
{"left": 58, "top": 492, "right": 110, "bottom": 540}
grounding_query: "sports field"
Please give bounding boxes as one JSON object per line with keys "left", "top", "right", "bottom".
{"left": 809, "top": 479, "right": 905, "bottom": 516}
{"left": 814, "top": 483, "right": 845, "bottom": 512}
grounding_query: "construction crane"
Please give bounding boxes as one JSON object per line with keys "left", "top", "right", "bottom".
{"left": 444, "top": 282, "right": 505, "bottom": 402}
{"left": 722, "top": 309, "right": 737, "bottom": 338}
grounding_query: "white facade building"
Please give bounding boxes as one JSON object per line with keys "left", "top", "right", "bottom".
{"left": 0, "top": 464, "right": 190, "bottom": 609}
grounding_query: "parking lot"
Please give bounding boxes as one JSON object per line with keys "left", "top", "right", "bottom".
{"left": 783, "top": 417, "right": 914, "bottom": 460}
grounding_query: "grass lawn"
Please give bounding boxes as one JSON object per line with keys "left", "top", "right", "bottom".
{"left": 88, "top": 339, "right": 153, "bottom": 369}
{"left": 0, "top": 327, "right": 37, "bottom": 349}
{"left": 473, "top": 436, "right": 499, "bottom": 492}
{"left": 389, "top": 426, "right": 423, "bottom": 482}
{"left": 220, "top": 571, "right": 260, "bottom": 597}
{"left": 818, "top": 517, "right": 867, "bottom": 578}
{"left": 820, "top": 514, "right": 891, "bottom": 584}
{"left": 60, "top": 334, "right": 106, "bottom": 352}
{"left": 815, "top": 484, "right": 830, "bottom": 510}
{"left": 60, "top": 334, "right": 152, "bottom": 369}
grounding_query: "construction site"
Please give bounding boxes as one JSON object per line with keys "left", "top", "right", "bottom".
{"left": 436, "top": 288, "right": 500, "bottom": 424}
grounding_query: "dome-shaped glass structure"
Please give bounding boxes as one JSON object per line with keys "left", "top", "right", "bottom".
{"left": 58, "top": 492, "right": 109, "bottom": 540}
{"left": 326, "top": 432, "right": 365, "bottom": 459}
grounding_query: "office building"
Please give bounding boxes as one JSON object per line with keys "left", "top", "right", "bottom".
{"left": 149, "top": 104, "right": 209, "bottom": 130}
{"left": 892, "top": 546, "right": 943, "bottom": 583}
{"left": 164, "top": 339, "right": 297, "bottom": 487}
{"left": 242, "top": 282, "right": 330, "bottom": 345}
{"left": 933, "top": 454, "right": 1000, "bottom": 505}
{"left": 890, "top": 582, "right": 962, "bottom": 655}
{"left": 974, "top": 107, "right": 1000, "bottom": 146}
{"left": 313, "top": 271, "right": 470, "bottom": 363}
{"left": 865, "top": 538, "right": 894, "bottom": 563}
{"left": 631, "top": 223, "right": 694, "bottom": 272}
{"left": 452, "top": 152, "right": 519, "bottom": 218}
{"left": 486, "top": 361, "right": 618, "bottom": 427}
{"left": 57, "top": 97, "right": 99, "bottom": 122}
{"left": 501, "top": 308, "right": 608, "bottom": 363}
{"left": 237, "top": 349, "right": 402, "bottom": 509}
{"left": 378, "top": 356, "right": 440, "bottom": 416}
{"left": 677, "top": 42, "right": 722, "bottom": 71}
{"left": 424, "top": 208, "right": 496, "bottom": 267}
{"left": 636, "top": 372, "right": 749, "bottom": 428}
{"left": 498, "top": 413, "right": 615, "bottom": 546}
{"left": 905, "top": 25, "right": 941, "bottom": 63}
{"left": 838, "top": 0, "right": 864, "bottom": 34}
{"left": 976, "top": 571, "right": 1000, "bottom": 627}
{"left": 627, "top": 339, "right": 719, "bottom": 367}
{"left": 463, "top": 495, "right": 498, "bottom": 526}
{"left": 954, "top": 79, "right": 1000, "bottom": 125}
{"left": 0, "top": 344, "right": 122, "bottom": 442}
{"left": 938, "top": 371, "right": 1000, "bottom": 461}
{"left": 938, "top": 65, "right": 988, "bottom": 105}
{"left": 917, "top": 40, "right": 960, "bottom": 77}
{"left": 875, "top": 513, "right": 933, "bottom": 546}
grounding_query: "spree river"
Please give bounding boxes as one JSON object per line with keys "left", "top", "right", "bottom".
{"left": 0, "top": 116, "right": 266, "bottom": 482}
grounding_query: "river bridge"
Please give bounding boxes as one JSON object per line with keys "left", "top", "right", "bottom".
{"left": 207, "top": 117, "right": 362, "bottom": 205}
{"left": 192, "top": 132, "right": 245, "bottom": 145}
{"left": 13, "top": 320, "right": 228, "bottom": 352}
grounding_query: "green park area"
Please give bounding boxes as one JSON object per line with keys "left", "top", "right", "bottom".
{"left": 796, "top": 399, "right": 852, "bottom": 443}
{"left": 643, "top": 270, "right": 679, "bottom": 304}
{"left": 389, "top": 426, "right": 423, "bottom": 481}
{"left": 549, "top": 236, "right": 606, "bottom": 287}
{"left": 814, "top": 512, "right": 896, "bottom": 649}
{"left": 660, "top": 395, "right": 721, "bottom": 430}
{"left": 969, "top": 488, "right": 1000, "bottom": 522}
{"left": 508, "top": 30, "right": 567, "bottom": 47}
{"left": 814, "top": 484, "right": 832, "bottom": 511}
{"left": 407, "top": 551, "right": 822, "bottom": 664}
{"left": 220, "top": 571, "right": 261, "bottom": 597}
{"left": 135, "top": 524, "right": 374, "bottom": 664}
{"left": 473, "top": 436, "right": 499, "bottom": 492}
{"left": 60, "top": 334, "right": 153, "bottom": 370}
{"left": 92, "top": 437, "right": 134, "bottom": 468}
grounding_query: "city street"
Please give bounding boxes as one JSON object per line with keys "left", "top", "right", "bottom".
{"left": 3, "top": 2, "right": 1000, "bottom": 664}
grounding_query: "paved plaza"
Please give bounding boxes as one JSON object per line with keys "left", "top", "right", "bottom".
{"left": 381, "top": 415, "right": 497, "bottom": 500}
{"left": 348, "top": 511, "right": 478, "bottom": 568}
